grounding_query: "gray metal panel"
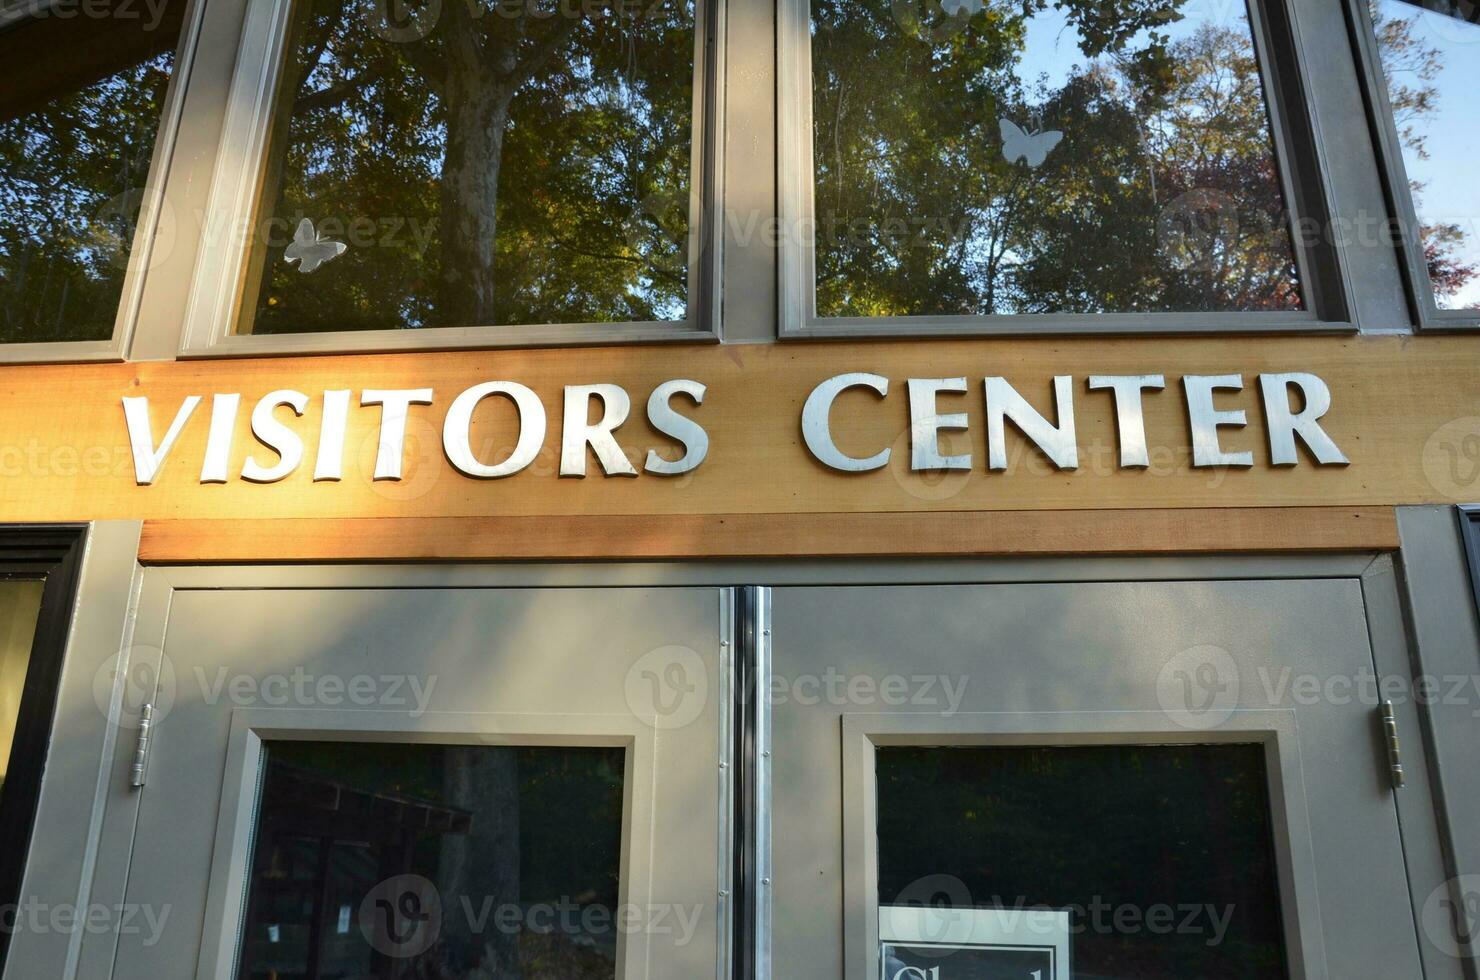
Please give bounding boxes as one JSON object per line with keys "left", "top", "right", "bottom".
{"left": 1397, "top": 507, "right": 1480, "bottom": 977}
{"left": 771, "top": 578, "right": 1425, "bottom": 979}
{"left": 141, "top": 554, "right": 1380, "bottom": 591}
{"left": 1288, "top": 0, "right": 1411, "bottom": 330}
{"left": 3, "top": 522, "right": 144, "bottom": 980}
{"left": 106, "top": 584, "right": 730, "bottom": 980}
{"left": 718, "top": 0, "right": 778, "bottom": 344}
{"left": 1360, "top": 554, "right": 1471, "bottom": 980}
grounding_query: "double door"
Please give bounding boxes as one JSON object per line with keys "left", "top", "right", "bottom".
{"left": 52, "top": 558, "right": 1452, "bottom": 979}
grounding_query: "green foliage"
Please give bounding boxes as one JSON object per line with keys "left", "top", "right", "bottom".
{"left": 0, "top": 54, "right": 174, "bottom": 343}
{"left": 812, "top": 0, "right": 1304, "bottom": 316}
{"left": 248, "top": 0, "right": 696, "bottom": 333}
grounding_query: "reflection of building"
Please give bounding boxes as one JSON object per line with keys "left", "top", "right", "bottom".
{"left": 238, "top": 757, "right": 474, "bottom": 980}
{"left": 2, "top": 1, "right": 1480, "bottom": 979}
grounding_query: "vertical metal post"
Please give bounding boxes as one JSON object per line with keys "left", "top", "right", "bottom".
{"left": 733, "top": 586, "right": 772, "bottom": 980}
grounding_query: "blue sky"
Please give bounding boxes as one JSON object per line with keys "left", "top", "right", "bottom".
{"left": 1002, "top": 0, "right": 1479, "bottom": 310}
{"left": 1381, "top": 0, "right": 1480, "bottom": 309}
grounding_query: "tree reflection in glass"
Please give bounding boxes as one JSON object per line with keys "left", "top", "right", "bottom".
{"left": 811, "top": 0, "right": 1306, "bottom": 317}
{"left": 244, "top": 0, "right": 696, "bottom": 335}
{"left": 0, "top": 5, "right": 184, "bottom": 344}
{"left": 236, "top": 741, "right": 626, "bottom": 980}
{"left": 1370, "top": 0, "right": 1479, "bottom": 311}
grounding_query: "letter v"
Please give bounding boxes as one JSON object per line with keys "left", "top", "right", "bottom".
{"left": 123, "top": 395, "right": 201, "bottom": 485}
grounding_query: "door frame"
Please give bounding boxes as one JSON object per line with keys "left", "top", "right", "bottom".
{"left": 197, "top": 708, "right": 660, "bottom": 980}
{"left": 0, "top": 522, "right": 145, "bottom": 980}
{"left": 0, "top": 524, "right": 88, "bottom": 969}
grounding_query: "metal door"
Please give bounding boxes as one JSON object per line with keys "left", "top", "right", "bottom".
{"left": 93, "top": 571, "right": 732, "bottom": 980}
{"left": 767, "top": 572, "right": 1435, "bottom": 979}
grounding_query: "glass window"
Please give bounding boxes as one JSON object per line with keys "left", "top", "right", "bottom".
{"left": 236, "top": 741, "right": 625, "bottom": 979}
{"left": 0, "top": 2, "right": 185, "bottom": 343}
{"left": 876, "top": 743, "right": 1289, "bottom": 978}
{"left": 0, "top": 580, "right": 44, "bottom": 795}
{"left": 238, "top": 0, "right": 697, "bottom": 336}
{"left": 809, "top": 0, "right": 1304, "bottom": 318}
{"left": 1368, "top": 0, "right": 1479, "bottom": 312}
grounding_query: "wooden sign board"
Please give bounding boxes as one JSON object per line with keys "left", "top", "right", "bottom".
{"left": 1, "top": 335, "right": 1478, "bottom": 527}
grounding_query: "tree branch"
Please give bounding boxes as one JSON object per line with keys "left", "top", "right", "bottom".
{"left": 507, "top": 9, "right": 583, "bottom": 90}
{"left": 294, "top": 68, "right": 383, "bottom": 115}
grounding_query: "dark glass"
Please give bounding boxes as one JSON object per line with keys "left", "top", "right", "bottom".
{"left": 244, "top": 0, "right": 695, "bottom": 335}
{"left": 811, "top": 0, "right": 1304, "bottom": 317}
{"left": 236, "top": 741, "right": 625, "bottom": 980}
{"left": 1370, "top": 0, "right": 1480, "bottom": 311}
{"left": 876, "top": 743, "right": 1289, "bottom": 979}
{"left": 0, "top": 1, "right": 183, "bottom": 343}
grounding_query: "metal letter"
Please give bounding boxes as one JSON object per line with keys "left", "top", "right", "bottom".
{"left": 1183, "top": 375, "right": 1253, "bottom": 467}
{"left": 242, "top": 389, "right": 309, "bottom": 483}
{"left": 1087, "top": 375, "right": 1165, "bottom": 468}
{"left": 985, "top": 376, "right": 1078, "bottom": 470}
{"left": 801, "top": 373, "right": 890, "bottom": 472}
{"left": 1259, "top": 372, "right": 1349, "bottom": 466}
{"left": 561, "top": 384, "right": 638, "bottom": 477}
{"left": 645, "top": 379, "right": 709, "bottom": 476}
{"left": 908, "top": 378, "right": 971, "bottom": 471}
{"left": 313, "top": 389, "right": 352, "bottom": 482}
{"left": 122, "top": 395, "right": 200, "bottom": 486}
{"left": 361, "top": 388, "right": 435, "bottom": 480}
{"left": 199, "top": 392, "right": 242, "bottom": 484}
{"left": 443, "top": 381, "right": 547, "bottom": 479}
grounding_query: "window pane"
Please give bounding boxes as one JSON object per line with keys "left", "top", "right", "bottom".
{"left": 1370, "top": 0, "right": 1480, "bottom": 311}
{"left": 0, "top": 4, "right": 183, "bottom": 343}
{"left": 811, "top": 0, "right": 1304, "bottom": 317}
{"left": 876, "top": 744, "right": 1289, "bottom": 978}
{"left": 0, "top": 581, "right": 44, "bottom": 792}
{"left": 236, "top": 741, "right": 625, "bottom": 979}
{"left": 243, "top": 0, "right": 695, "bottom": 335}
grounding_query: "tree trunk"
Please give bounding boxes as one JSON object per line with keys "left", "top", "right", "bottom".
{"left": 438, "top": 71, "right": 512, "bottom": 328}
{"left": 431, "top": 5, "right": 583, "bottom": 328}
{"left": 440, "top": 746, "right": 523, "bottom": 979}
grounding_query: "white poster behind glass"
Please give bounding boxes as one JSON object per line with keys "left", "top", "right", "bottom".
{"left": 879, "top": 905, "right": 1070, "bottom": 980}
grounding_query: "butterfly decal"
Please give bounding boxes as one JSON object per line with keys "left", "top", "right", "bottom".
{"left": 940, "top": 0, "right": 984, "bottom": 14}
{"left": 283, "top": 217, "right": 347, "bottom": 274}
{"left": 999, "top": 118, "right": 1063, "bottom": 169}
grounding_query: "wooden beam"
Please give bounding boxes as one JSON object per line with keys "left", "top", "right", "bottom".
{"left": 138, "top": 507, "right": 1398, "bottom": 562}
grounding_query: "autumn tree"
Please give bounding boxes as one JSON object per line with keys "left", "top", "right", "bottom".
{"left": 1370, "top": 0, "right": 1476, "bottom": 305}
{"left": 810, "top": 0, "right": 1306, "bottom": 317}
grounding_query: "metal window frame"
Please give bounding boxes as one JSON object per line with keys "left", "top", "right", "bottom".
{"left": 0, "top": 0, "right": 208, "bottom": 363}
{"left": 776, "top": 0, "right": 1362, "bottom": 339}
{"left": 1457, "top": 505, "right": 1480, "bottom": 613}
{"left": 0, "top": 525, "right": 88, "bottom": 971}
{"left": 195, "top": 711, "right": 661, "bottom": 980}
{"left": 1345, "top": 0, "right": 1480, "bottom": 332}
{"left": 732, "top": 585, "right": 771, "bottom": 980}
{"left": 166, "top": 0, "right": 727, "bottom": 358}
{"left": 839, "top": 712, "right": 1322, "bottom": 980}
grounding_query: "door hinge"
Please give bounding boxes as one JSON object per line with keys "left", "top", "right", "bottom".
{"left": 1380, "top": 700, "right": 1405, "bottom": 790}
{"left": 129, "top": 703, "right": 155, "bottom": 789}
